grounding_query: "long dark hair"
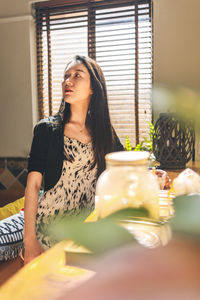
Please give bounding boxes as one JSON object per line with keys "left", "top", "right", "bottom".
{"left": 58, "top": 55, "right": 115, "bottom": 177}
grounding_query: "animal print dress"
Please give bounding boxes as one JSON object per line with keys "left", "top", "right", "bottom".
{"left": 35, "top": 135, "right": 97, "bottom": 249}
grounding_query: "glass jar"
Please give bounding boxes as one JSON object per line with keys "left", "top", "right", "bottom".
{"left": 95, "top": 151, "right": 160, "bottom": 220}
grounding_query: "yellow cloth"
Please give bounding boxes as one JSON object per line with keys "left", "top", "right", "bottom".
{"left": 0, "top": 197, "right": 24, "bottom": 220}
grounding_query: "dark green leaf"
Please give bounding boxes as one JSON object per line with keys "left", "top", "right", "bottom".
{"left": 47, "top": 217, "right": 134, "bottom": 254}
{"left": 104, "top": 207, "right": 149, "bottom": 221}
{"left": 171, "top": 194, "right": 200, "bottom": 237}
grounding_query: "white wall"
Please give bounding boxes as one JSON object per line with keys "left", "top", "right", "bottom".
{"left": 0, "top": 0, "right": 200, "bottom": 157}
{"left": 0, "top": 17, "right": 36, "bottom": 157}
{"left": 153, "top": 0, "right": 200, "bottom": 160}
{"left": 154, "top": 0, "right": 200, "bottom": 88}
{"left": 0, "top": 0, "right": 47, "bottom": 157}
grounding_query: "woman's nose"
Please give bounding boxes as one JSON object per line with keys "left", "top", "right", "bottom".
{"left": 65, "top": 78, "right": 72, "bottom": 86}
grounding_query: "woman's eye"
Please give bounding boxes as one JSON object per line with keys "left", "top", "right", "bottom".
{"left": 64, "top": 74, "right": 69, "bottom": 80}
{"left": 75, "top": 73, "right": 80, "bottom": 78}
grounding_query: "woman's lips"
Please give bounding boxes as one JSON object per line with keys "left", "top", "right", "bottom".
{"left": 65, "top": 89, "right": 73, "bottom": 94}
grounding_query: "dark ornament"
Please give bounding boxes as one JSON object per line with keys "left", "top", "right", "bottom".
{"left": 153, "top": 113, "right": 195, "bottom": 169}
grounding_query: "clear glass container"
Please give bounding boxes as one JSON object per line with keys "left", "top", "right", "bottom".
{"left": 95, "top": 151, "right": 160, "bottom": 220}
{"left": 95, "top": 151, "right": 173, "bottom": 248}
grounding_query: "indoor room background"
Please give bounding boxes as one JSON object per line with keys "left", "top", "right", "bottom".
{"left": 0, "top": 0, "right": 200, "bottom": 195}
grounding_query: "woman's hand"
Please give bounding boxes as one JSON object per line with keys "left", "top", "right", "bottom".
{"left": 24, "top": 238, "right": 44, "bottom": 265}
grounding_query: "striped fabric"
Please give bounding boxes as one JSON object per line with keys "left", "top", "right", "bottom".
{"left": 0, "top": 211, "right": 24, "bottom": 261}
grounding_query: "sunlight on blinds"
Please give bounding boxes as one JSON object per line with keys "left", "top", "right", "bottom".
{"left": 36, "top": 0, "right": 152, "bottom": 147}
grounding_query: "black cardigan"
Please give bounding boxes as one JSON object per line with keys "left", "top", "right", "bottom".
{"left": 28, "top": 115, "right": 124, "bottom": 191}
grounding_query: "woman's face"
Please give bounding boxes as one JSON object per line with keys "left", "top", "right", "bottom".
{"left": 62, "top": 61, "right": 93, "bottom": 106}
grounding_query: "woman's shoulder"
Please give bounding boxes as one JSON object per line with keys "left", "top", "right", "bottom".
{"left": 35, "top": 115, "right": 62, "bottom": 131}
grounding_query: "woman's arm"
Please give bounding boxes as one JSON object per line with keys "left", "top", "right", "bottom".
{"left": 24, "top": 171, "right": 44, "bottom": 265}
{"left": 24, "top": 119, "right": 51, "bottom": 264}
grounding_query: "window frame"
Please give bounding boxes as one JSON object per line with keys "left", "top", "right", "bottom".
{"left": 34, "top": 0, "right": 153, "bottom": 146}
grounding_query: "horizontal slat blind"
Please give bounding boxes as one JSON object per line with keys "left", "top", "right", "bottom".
{"left": 35, "top": 0, "right": 153, "bottom": 147}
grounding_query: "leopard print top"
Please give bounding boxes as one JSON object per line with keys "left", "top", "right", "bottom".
{"left": 35, "top": 135, "right": 97, "bottom": 249}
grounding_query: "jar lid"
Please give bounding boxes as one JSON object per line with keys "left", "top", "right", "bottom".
{"left": 105, "top": 151, "right": 150, "bottom": 166}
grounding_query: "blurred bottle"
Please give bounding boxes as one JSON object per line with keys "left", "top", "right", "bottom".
{"left": 95, "top": 151, "right": 160, "bottom": 220}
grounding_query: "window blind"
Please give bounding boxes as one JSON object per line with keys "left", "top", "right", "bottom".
{"left": 35, "top": 0, "right": 153, "bottom": 146}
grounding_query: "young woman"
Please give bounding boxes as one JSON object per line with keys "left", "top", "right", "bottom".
{"left": 24, "top": 55, "right": 123, "bottom": 264}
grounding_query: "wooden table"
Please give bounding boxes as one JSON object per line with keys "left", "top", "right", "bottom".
{"left": 0, "top": 257, "right": 23, "bottom": 287}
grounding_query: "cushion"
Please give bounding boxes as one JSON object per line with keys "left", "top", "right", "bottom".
{"left": 0, "top": 189, "right": 25, "bottom": 207}
{"left": 0, "top": 197, "right": 24, "bottom": 221}
{"left": 0, "top": 211, "right": 24, "bottom": 261}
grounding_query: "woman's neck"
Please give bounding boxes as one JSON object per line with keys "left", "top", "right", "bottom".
{"left": 68, "top": 103, "right": 89, "bottom": 128}
{"left": 64, "top": 103, "right": 91, "bottom": 143}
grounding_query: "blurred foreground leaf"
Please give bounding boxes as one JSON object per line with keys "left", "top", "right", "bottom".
{"left": 153, "top": 85, "right": 200, "bottom": 125}
{"left": 171, "top": 194, "right": 200, "bottom": 237}
{"left": 105, "top": 207, "right": 149, "bottom": 221}
{"left": 47, "top": 207, "right": 149, "bottom": 254}
{"left": 48, "top": 218, "right": 133, "bottom": 254}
